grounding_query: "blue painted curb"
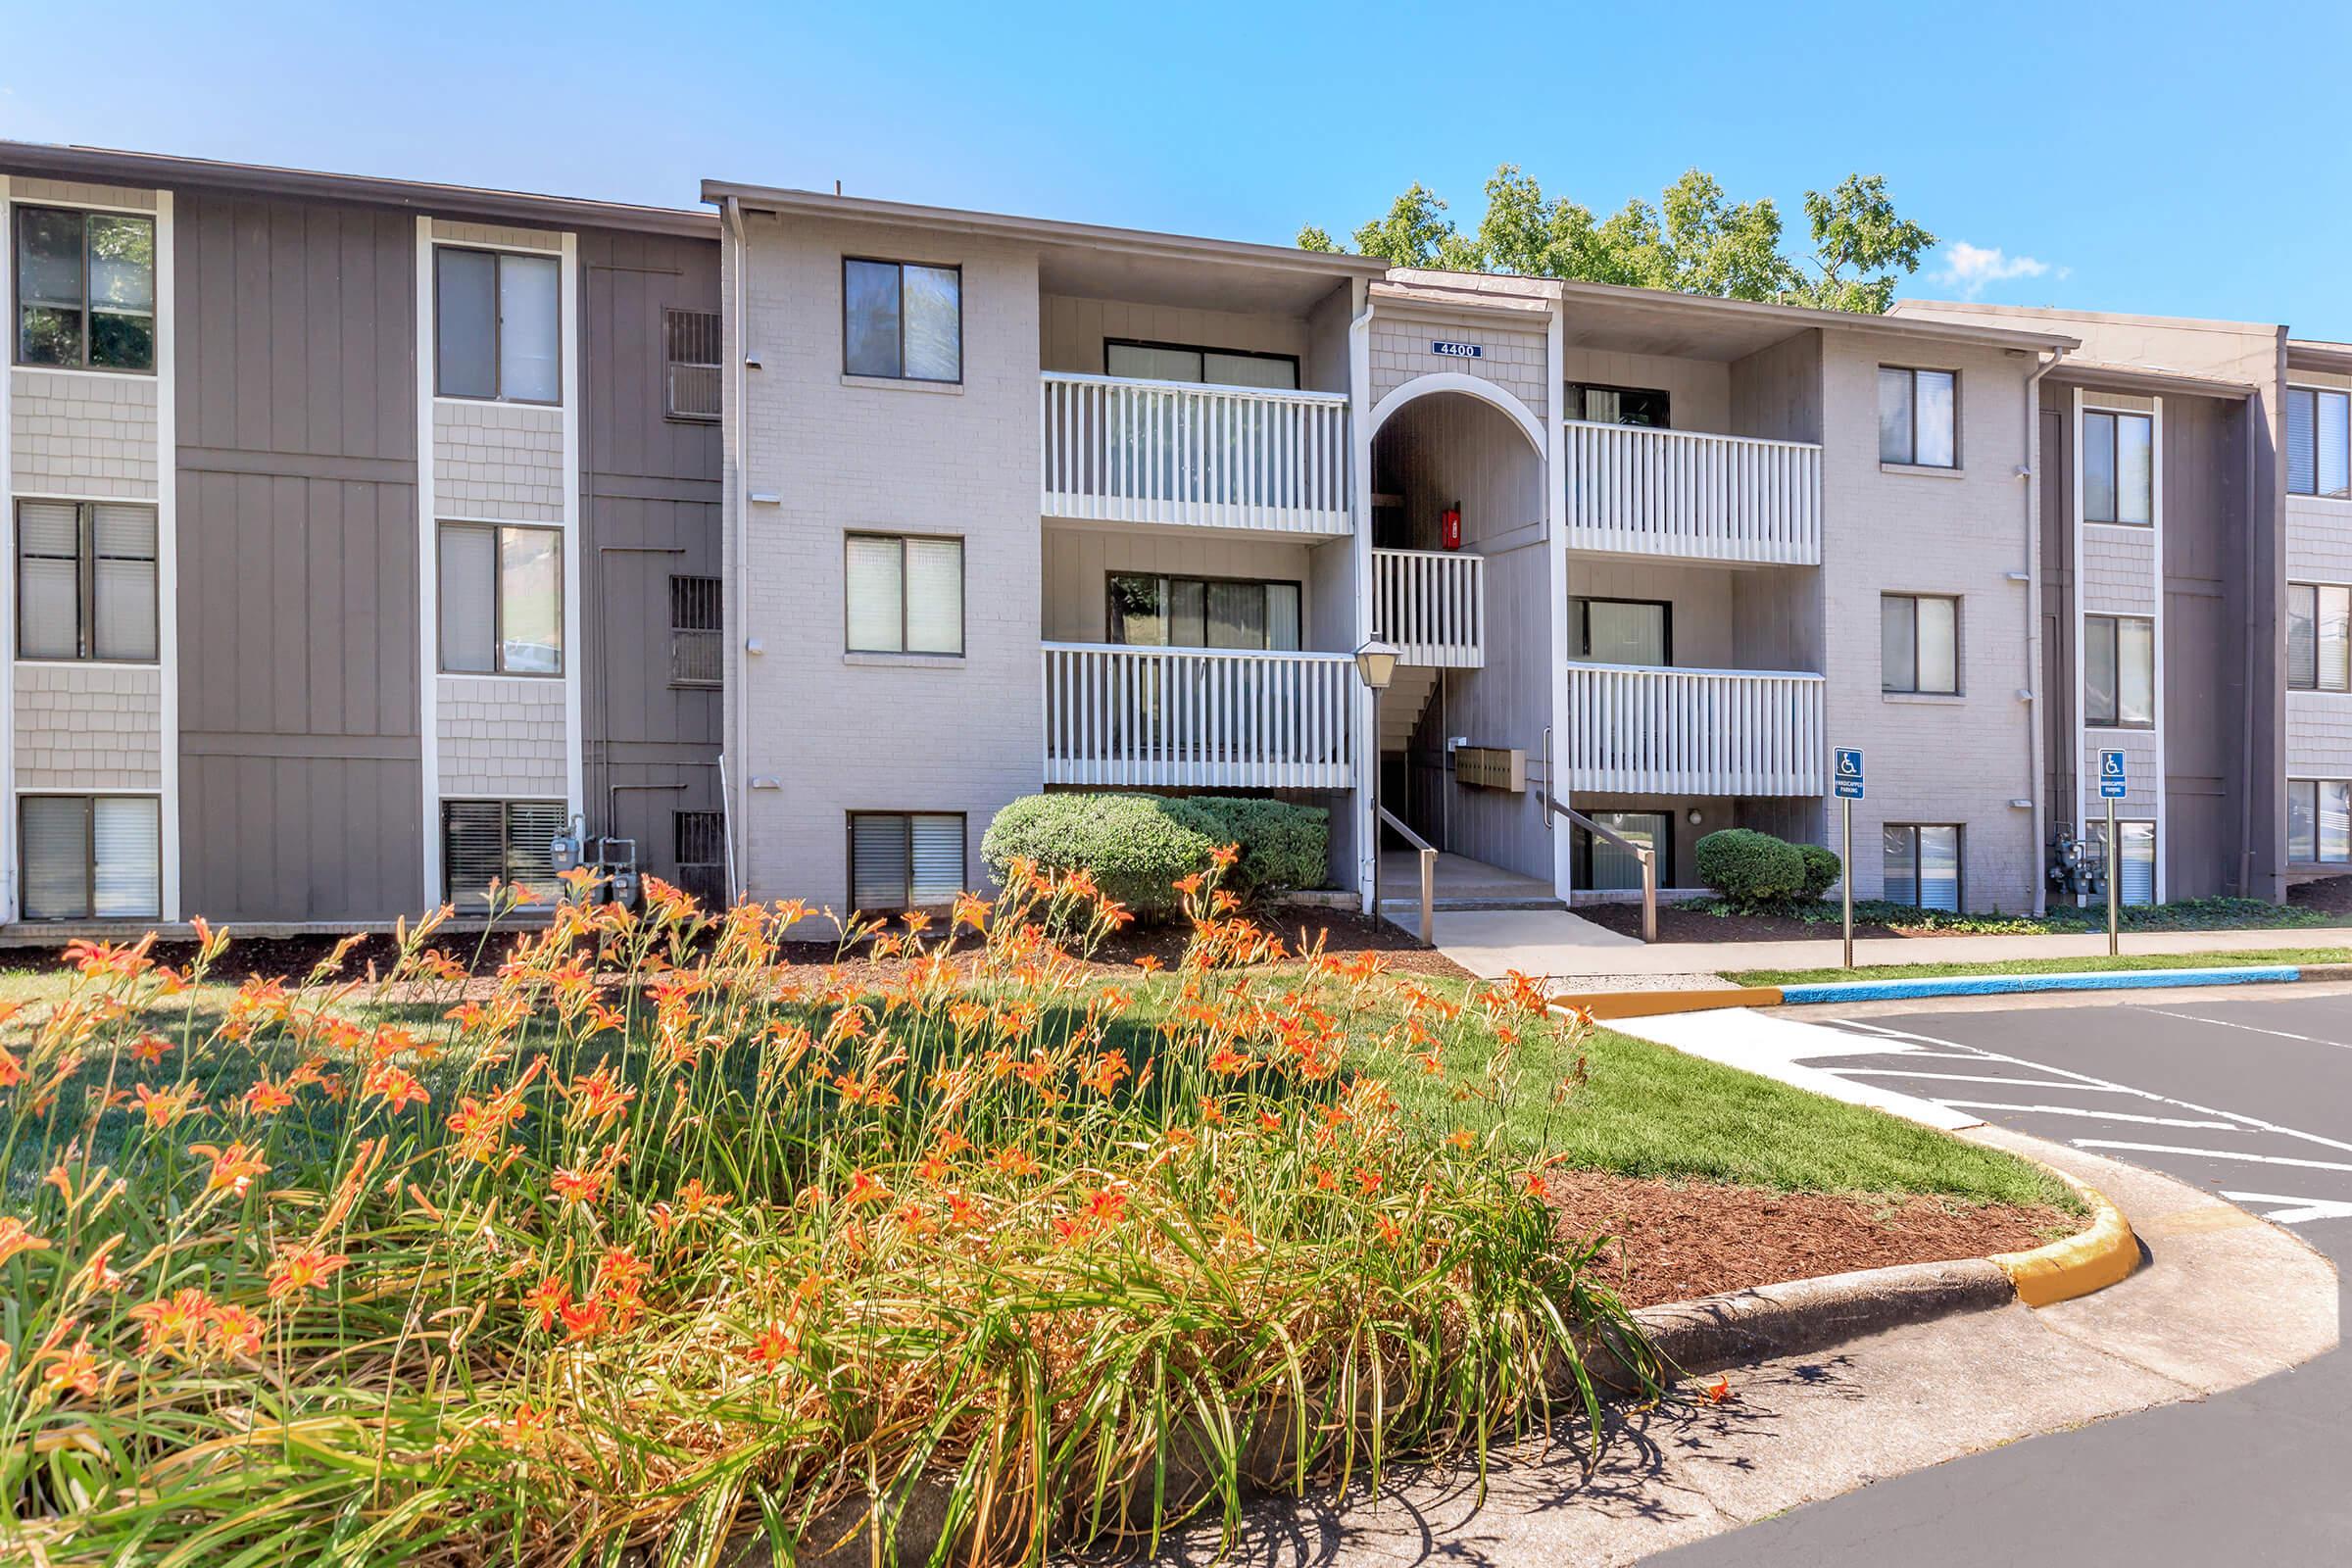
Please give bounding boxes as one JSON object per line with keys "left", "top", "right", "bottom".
{"left": 1777, "top": 964, "right": 2303, "bottom": 1005}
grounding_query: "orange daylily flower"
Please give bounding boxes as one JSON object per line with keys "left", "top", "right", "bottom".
{"left": 267, "top": 1245, "right": 349, "bottom": 1302}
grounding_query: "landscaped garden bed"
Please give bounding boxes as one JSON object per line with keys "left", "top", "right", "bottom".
{"left": 0, "top": 863, "right": 2082, "bottom": 1564}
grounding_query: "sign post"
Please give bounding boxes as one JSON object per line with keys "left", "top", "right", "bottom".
{"left": 2099, "top": 750, "right": 2128, "bottom": 956}
{"left": 1834, "top": 748, "right": 1865, "bottom": 970}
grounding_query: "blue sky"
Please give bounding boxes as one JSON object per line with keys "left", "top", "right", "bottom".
{"left": 6, "top": 1, "right": 2350, "bottom": 333}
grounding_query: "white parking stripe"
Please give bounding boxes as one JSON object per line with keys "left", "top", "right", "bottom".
{"left": 1836, "top": 1069, "right": 2143, "bottom": 1092}
{"left": 1834, "top": 1022, "right": 2352, "bottom": 1160}
{"left": 1936, "top": 1101, "right": 2245, "bottom": 1131}
{"left": 2145, "top": 1009, "right": 2352, "bottom": 1052}
{"left": 2218, "top": 1191, "right": 2352, "bottom": 1225}
{"left": 2074, "top": 1140, "right": 2352, "bottom": 1175}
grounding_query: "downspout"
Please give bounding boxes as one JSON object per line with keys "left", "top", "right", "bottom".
{"left": 723, "top": 196, "right": 752, "bottom": 903}
{"left": 2241, "top": 329, "right": 2285, "bottom": 900}
{"left": 2023, "top": 344, "right": 2068, "bottom": 914}
{"left": 1348, "top": 285, "right": 1377, "bottom": 912}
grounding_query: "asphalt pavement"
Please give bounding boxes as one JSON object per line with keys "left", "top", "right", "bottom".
{"left": 1650, "top": 985, "right": 2352, "bottom": 1566}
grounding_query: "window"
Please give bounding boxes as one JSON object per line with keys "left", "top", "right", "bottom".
{"left": 15, "top": 206, "right": 155, "bottom": 371}
{"left": 2287, "top": 387, "right": 2351, "bottom": 499}
{"left": 2082, "top": 613, "right": 2155, "bottom": 728}
{"left": 846, "top": 534, "right": 963, "bottom": 655}
{"left": 2082, "top": 409, "right": 2154, "bottom": 525}
{"left": 2288, "top": 780, "right": 2352, "bottom": 863}
{"left": 848, "top": 811, "right": 964, "bottom": 909}
{"left": 16, "top": 500, "right": 158, "bottom": 662}
{"left": 1105, "top": 339, "right": 1298, "bottom": 390}
{"left": 1881, "top": 594, "right": 1959, "bottom": 694}
{"left": 2086, "top": 819, "right": 2157, "bottom": 907}
{"left": 669, "top": 575, "right": 722, "bottom": 687}
{"left": 442, "top": 800, "right": 566, "bottom": 907}
{"left": 439, "top": 522, "right": 562, "bottom": 674}
{"left": 1108, "top": 573, "right": 1301, "bottom": 650}
{"left": 2288, "top": 583, "right": 2352, "bottom": 692}
{"left": 1879, "top": 366, "right": 1956, "bottom": 467}
{"left": 673, "top": 809, "right": 728, "bottom": 907}
{"left": 1883, "top": 823, "right": 1963, "bottom": 911}
{"left": 843, "top": 259, "right": 961, "bottom": 382}
{"left": 20, "top": 795, "right": 161, "bottom": 920}
{"left": 1572, "top": 810, "right": 1671, "bottom": 892}
{"left": 1571, "top": 598, "right": 1670, "bottom": 665}
{"left": 664, "top": 308, "right": 721, "bottom": 420}
{"left": 435, "top": 247, "right": 562, "bottom": 403}
{"left": 1566, "top": 383, "right": 1671, "bottom": 428}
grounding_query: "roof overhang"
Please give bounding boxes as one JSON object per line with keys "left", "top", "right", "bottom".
{"left": 2050, "top": 359, "right": 2258, "bottom": 401}
{"left": 704, "top": 179, "right": 1383, "bottom": 316}
{"left": 2288, "top": 339, "right": 2352, "bottom": 376}
{"left": 0, "top": 140, "right": 716, "bottom": 238}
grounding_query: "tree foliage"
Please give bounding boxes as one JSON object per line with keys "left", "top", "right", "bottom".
{"left": 1299, "top": 166, "right": 1935, "bottom": 315}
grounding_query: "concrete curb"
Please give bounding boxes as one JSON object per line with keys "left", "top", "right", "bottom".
{"left": 1984, "top": 1159, "right": 2142, "bottom": 1307}
{"left": 1555, "top": 959, "right": 2345, "bottom": 1018}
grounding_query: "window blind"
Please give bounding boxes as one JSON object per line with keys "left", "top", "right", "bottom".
{"left": 18, "top": 500, "right": 79, "bottom": 660}
{"left": 21, "top": 796, "right": 90, "bottom": 919}
{"left": 908, "top": 815, "right": 964, "bottom": 905}
{"left": 439, "top": 525, "right": 498, "bottom": 672}
{"left": 91, "top": 796, "right": 161, "bottom": 918}
{"left": 850, "top": 813, "right": 911, "bottom": 908}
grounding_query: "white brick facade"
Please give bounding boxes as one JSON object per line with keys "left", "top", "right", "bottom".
{"left": 11, "top": 371, "right": 160, "bottom": 500}
{"left": 12, "top": 665, "right": 164, "bottom": 790}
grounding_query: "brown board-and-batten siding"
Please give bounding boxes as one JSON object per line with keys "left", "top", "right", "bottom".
{"left": 577, "top": 228, "right": 725, "bottom": 897}
{"left": 174, "top": 193, "right": 424, "bottom": 921}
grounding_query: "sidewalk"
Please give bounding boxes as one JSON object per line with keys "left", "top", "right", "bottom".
{"left": 1124, "top": 1131, "right": 2338, "bottom": 1568}
{"left": 1432, "top": 906, "right": 2352, "bottom": 982}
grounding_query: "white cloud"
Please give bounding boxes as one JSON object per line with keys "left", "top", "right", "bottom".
{"left": 1935, "top": 241, "right": 2056, "bottom": 298}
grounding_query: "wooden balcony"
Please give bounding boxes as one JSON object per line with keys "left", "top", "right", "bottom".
{"left": 1040, "top": 372, "right": 1351, "bottom": 535}
{"left": 1371, "top": 547, "right": 1483, "bottom": 667}
{"left": 1041, "top": 643, "right": 1354, "bottom": 789}
{"left": 1566, "top": 662, "right": 1825, "bottom": 796}
{"left": 1565, "top": 421, "right": 1821, "bottom": 565}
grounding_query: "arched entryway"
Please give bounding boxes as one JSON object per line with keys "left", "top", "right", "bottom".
{"left": 1365, "top": 376, "right": 1555, "bottom": 901}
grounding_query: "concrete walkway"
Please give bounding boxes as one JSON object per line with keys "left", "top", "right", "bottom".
{"left": 1432, "top": 906, "right": 2352, "bottom": 982}
{"left": 1123, "top": 1130, "right": 2338, "bottom": 1568}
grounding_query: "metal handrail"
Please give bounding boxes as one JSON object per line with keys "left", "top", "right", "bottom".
{"left": 1539, "top": 790, "right": 1656, "bottom": 944}
{"left": 1377, "top": 806, "right": 1439, "bottom": 950}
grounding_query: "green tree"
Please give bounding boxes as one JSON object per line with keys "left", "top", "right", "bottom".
{"left": 1300, "top": 165, "right": 1935, "bottom": 316}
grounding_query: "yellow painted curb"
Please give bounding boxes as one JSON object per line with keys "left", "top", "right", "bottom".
{"left": 1988, "top": 1169, "right": 2138, "bottom": 1307}
{"left": 1554, "top": 986, "right": 1784, "bottom": 1021}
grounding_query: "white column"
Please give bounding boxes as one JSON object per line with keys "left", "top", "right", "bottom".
{"left": 414, "top": 217, "right": 442, "bottom": 906}
{"left": 155, "top": 191, "right": 180, "bottom": 921}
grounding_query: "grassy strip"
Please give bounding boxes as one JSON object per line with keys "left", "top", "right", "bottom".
{"left": 1677, "top": 895, "right": 2343, "bottom": 937}
{"left": 1728, "top": 946, "right": 2352, "bottom": 989}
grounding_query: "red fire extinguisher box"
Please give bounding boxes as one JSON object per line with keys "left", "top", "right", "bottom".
{"left": 1441, "top": 505, "right": 1461, "bottom": 551}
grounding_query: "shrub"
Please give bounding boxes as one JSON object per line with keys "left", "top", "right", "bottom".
{"left": 980, "top": 792, "right": 1224, "bottom": 912}
{"left": 1796, "top": 842, "right": 1842, "bottom": 902}
{"left": 1187, "top": 795, "right": 1331, "bottom": 894}
{"left": 1693, "top": 828, "right": 1807, "bottom": 910}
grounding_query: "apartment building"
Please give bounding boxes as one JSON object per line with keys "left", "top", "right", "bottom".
{"left": 1893, "top": 302, "right": 2283, "bottom": 905}
{"left": 0, "top": 142, "right": 724, "bottom": 931}
{"left": 709, "top": 180, "right": 2081, "bottom": 920}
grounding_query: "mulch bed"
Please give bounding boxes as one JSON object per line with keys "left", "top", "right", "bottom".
{"left": 3, "top": 904, "right": 1474, "bottom": 986}
{"left": 1578, "top": 903, "right": 1920, "bottom": 944}
{"left": 2289, "top": 874, "right": 2352, "bottom": 916}
{"left": 1539, "top": 1168, "right": 2077, "bottom": 1309}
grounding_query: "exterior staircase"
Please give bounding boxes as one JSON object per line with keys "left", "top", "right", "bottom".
{"left": 1378, "top": 663, "right": 1441, "bottom": 752}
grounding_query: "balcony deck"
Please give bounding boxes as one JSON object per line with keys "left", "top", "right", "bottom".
{"left": 1567, "top": 662, "right": 1825, "bottom": 796}
{"left": 1040, "top": 371, "right": 1351, "bottom": 536}
{"left": 1042, "top": 642, "right": 1354, "bottom": 790}
{"left": 1371, "top": 547, "right": 1483, "bottom": 667}
{"left": 1564, "top": 420, "right": 1821, "bottom": 565}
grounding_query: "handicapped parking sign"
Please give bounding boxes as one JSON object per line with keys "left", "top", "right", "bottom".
{"left": 2099, "top": 749, "right": 2128, "bottom": 800}
{"left": 1834, "top": 747, "right": 1865, "bottom": 800}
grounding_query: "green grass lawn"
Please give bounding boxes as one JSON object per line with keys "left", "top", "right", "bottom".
{"left": 1728, "top": 945, "right": 2352, "bottom": 989}
{"left": 0, "top": 957, "right": 2079, "bottom": 1213}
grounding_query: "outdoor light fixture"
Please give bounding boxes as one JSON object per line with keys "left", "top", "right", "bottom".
{"left": 1353, "top": 638, "right": 1399, "bottom": 693}
{"left": 1687, "top": 808, "right": 1703, "bottom": 825}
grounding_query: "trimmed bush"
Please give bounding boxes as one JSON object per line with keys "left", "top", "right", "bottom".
{"left": 1187, "top": 795, "right": 1330, "bottom": 895}
{"left": 1797, "top": 842, "right": 1842, "bottom": 902}
{"left": 981, "top": 793, "right": 1224, "bottom": 912}
{"left": 1693, "top": 828, "right": 1806, "bottom": 910}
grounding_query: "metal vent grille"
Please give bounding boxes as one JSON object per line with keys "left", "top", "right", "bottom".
{"left": 444, "top": 800, "right": 568, "bottom": 909}
{"left": 669, "top": 574, "right": 722, "bottom": 687}
{"left": 673, "top": 809, "right": 727, "bottom": 907}
{"left": 664, "top": 308, "right": 722, "bottom": 421}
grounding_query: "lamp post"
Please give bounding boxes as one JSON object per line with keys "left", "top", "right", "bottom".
{"left": 1353, "top": 639, "right": 1398, "bottom": 911}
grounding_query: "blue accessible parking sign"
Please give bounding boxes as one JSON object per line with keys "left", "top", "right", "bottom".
{"left": 1834, "top": 747, "right": 1865, "bottom": 800}
{"left": 2100, "top": 749, "right": 2128, "bottom": 799}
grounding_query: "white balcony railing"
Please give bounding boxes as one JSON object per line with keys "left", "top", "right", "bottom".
{"left": 1372, "top": 547, "right": 1484, "bottom": 667}
{"left": 1567, "top": 662, "right": 1825, "bottom": 796}
{"left": 1042, "top": 643, "right": 1354, "bottom": 790}
{"left": 1040, "top": 372, "right": 1351, "bottom": 535}
{"left": 1565, "top": 421, "right": 1821, "bottom": 564}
